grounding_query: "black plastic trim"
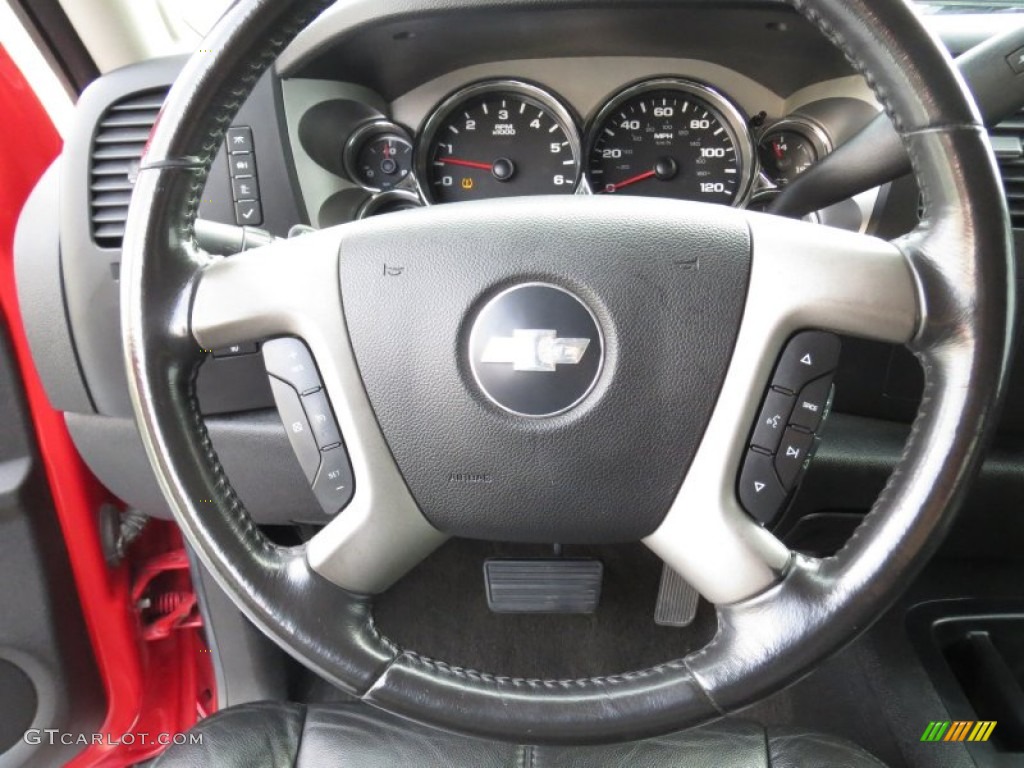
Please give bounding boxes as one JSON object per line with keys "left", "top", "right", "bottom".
{"left": 279, "top": 0, "right": 854, "bottom": 99}
{"left": 60, "top": 56, "right": 188, "bottom": 418}
{"left": 65, "top": 411, "right": 321, "bottom": 524}
{"left": 14, "top": 162, "right": 94, "bottom": 414}
{"left": 59, "top": 56, "right": 296, "bottom": 418}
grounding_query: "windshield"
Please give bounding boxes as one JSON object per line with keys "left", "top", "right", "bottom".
{"left": 157, "top": 0, "right": 233, "bottom": 49}
{"left": 918, "top": 0, "right": 1024, "bottom": 13}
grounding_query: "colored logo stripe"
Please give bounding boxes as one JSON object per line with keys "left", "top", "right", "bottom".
{"left": 968, "top": 722, "right": 998, "bottom": 742}
{"left": 920, "top": 721, "right": 997, "bottom": 742}
{"left": 944, "top": 721, "right": 972, "bottom": 741}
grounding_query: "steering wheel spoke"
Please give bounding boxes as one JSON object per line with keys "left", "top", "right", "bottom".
{"left": 742, "top": 212, "right": 922, "bottom": 346}
{"left": 191, "top": 228, "right": 345, "bottom": 349}
{"left": 645, "top": 214, "right": 921, "bottom": 605}
{"left": 191, "top": 229, "right": 446, "bottom": 595}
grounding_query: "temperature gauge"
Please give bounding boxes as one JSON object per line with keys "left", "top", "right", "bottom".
{"left": 344, "top": 121, "right": 414, "bottom": 192}
{"left": 757, "top": 119, "right": 831, "bottom": 187}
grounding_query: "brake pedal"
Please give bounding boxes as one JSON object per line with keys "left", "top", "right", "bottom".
{"left": 484, "top": 559, "right": 602, "bottom": 614}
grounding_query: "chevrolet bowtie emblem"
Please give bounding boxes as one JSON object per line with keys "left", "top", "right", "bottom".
{"left": 481, "top": 329, "right": 591, "bottom": 372}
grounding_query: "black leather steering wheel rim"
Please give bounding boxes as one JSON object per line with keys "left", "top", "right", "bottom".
{"left": 122, "top": 0, "right": 1014, "bottom": 745}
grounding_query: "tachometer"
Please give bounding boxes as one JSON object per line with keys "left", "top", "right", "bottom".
{"left": 417, "top": 81, "right": 581, "bottom": 204}
{"left": 586, "top": 79, "right": 754, "bottom": 205}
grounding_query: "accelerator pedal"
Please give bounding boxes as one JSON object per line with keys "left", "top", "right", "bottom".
{"left": 654, "top": 565, "right": 700, "bottom": 627}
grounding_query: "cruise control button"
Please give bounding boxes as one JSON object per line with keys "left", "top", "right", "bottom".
{"left": 226, "top": 126, "right": 253, "bottom": 153}
{"left": 738, "top": 450, "right": 787, "bottom": 526}
{"left": 263, "top": 338, "right": 321, "bottom": 394}
{"left": 772, "top": 332, "right": 841, "bottom": 394}
{"left": 268, "top": 378, "right": 321, "bottom": 483}
{"left": 750, "top": 389, "right": 796, "bottom": 453}
{"left": 790, "top": 376, "right": 832, "bottom": 432}
{"left": 302, "top": 389, "right": 342, "bottom": 449}
{"left": 313, "top": 446, "right": 354, "bottom": 515}
{"left": 775, "top": 427, "right": 815, "bottom": 490}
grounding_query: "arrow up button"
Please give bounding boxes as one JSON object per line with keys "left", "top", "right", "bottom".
{"left": 771, "top": 331, "right": 841, "bottom": 394}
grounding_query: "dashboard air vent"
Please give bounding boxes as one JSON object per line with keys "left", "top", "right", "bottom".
{"left": 990, "top": 109, "right": 1024, "bottom": 230}
{"left": 89, "top": 88, "right": 167, "bottom": 248}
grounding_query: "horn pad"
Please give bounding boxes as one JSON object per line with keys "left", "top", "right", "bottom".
{"left": 339, "top": 196, "right": 750, "bottom": 542}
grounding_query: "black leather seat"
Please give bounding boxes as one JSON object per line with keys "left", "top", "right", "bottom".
{"left": 153, "top": 701, "right": 886, "bottom": 767}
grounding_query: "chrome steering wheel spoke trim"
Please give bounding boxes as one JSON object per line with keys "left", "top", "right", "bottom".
{"left": 190, "top": 228, "right": 446, "bottom": 594}
{"left": 644, "top": 212, "right": 922, "bottom": 605}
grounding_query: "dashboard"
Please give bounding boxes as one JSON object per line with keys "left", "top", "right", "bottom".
{"left": 13, "top": 0, "right": 1024, "bottom": 550}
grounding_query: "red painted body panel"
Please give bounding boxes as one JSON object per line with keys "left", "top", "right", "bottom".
{"left": 0, "top": 46, "right": 214, "bottom": 766}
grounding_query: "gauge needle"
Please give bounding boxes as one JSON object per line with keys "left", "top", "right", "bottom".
{"left": 602, "top": 169, "right": 656, "bottom": 193}
{"left": 439, "top": 157, "right": 493, "bottom": 171}
{"left": 772, "top": 141, "right": 784, "bottom": 160}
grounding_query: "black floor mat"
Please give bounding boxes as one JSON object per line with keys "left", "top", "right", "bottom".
{"left": 372, "top": 539, "right": 717, "bottom": 679}
{"left": 287, "top": 555, "right": 1024, "bottom": 768}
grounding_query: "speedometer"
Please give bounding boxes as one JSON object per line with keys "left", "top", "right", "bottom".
{"left": 586, "top": 79, "right": 754, "bottom": 205}
{"left": 417, "top": 80, "right": 581, "bottom": 204}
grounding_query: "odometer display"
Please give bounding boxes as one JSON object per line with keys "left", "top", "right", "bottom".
{"left": 586, "top": 80, "right": 753, "bottom": 205}
{"left": 418, "top": 81, "right": 581, "bottom": 204}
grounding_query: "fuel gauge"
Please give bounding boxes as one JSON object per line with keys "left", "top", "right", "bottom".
{"left": 344, "top": 121, "right": 414, "bottom": 192}
{"left": 758, "top": 119, "right": 831, "bottom": 187}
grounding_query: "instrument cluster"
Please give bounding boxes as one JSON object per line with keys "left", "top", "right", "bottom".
{"left": 342, "top": 76, "right": 833, "bottom": 217}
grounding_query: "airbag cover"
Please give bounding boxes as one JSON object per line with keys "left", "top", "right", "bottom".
{"left": 339, "top": 196, "right": 750, "bottom": 542}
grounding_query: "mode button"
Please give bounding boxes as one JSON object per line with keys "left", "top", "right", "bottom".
{"left": 263, "top": 338, "right": 321, "bottom": 395}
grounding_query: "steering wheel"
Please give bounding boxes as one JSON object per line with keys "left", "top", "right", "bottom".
{"left": 122, "top": 0, "right": 1014, "bottom": 744}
